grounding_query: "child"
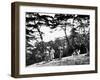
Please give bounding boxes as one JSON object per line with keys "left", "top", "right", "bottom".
{"left": 50, "top": 48, "right": 55, "bottom": 61}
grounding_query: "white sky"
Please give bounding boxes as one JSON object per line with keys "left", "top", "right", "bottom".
{"left": 40, "top": 26, "right": 71, "bottom": 42}
{"left": 28, "top": 25, "right": 72, "bottom": 46}
{"left": 39, "top": 13, "right": 55, "bottom": 17}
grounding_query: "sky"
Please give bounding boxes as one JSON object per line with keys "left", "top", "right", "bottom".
{"left": 27, "top": 25, "right": 72, "bottom": 46}
{"left": 40, "top": 26, "right": 71, "bottom": 42}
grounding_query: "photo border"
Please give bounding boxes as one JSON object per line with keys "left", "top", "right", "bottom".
{"left": 11, "top": 2, "right": 98, "bottom": 78}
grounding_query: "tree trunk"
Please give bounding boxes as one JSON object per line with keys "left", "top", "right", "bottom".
{"left": 64, "top": 27, "right": 70, "bottom": 46}
{"left": 37, "top": 27, "right": 43, "bottom": 41}
{"left": 37, "top": 27, "right": 44, "bottom": 59}
{"left": 63, "top": 27, "right": 78, "bottom": 55}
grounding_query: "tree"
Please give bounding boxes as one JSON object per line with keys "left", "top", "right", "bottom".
{"left": 26, "top": 12, "right": 55, "bottom": 63}
{"left": 52, "top": 14, "right": 74, "bottom": 46}
{"left": 74, "top": 15, "right": 90, "bottom": 54}
{"left": 50, "top": 14, "right": 90, "bottom": 56}
{"left": 50, "top": 14, "right": 78, "bottom": 56}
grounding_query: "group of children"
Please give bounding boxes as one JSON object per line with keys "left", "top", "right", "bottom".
{"left": 44, "top": 46, "right": 55, "bottom": 62}
{"left": 36, "top": 45, "right": 81, "bottom": 63}
{"left": 44, "top": 46, "right": 64, "bottom": 62}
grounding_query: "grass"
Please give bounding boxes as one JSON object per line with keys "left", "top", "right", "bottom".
{"left": 27, "top": 53, "right": 90, "bottom": 67}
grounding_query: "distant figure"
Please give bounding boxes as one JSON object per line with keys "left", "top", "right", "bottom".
{"left": 77, "top": 49, "right": 80, "bottom": 55}
{"left": 44, "top": 49, "right": 50, "bottom": 62}
{"left": 36, "top": 51, "right": 42, "bottom": 62}
{"left": 58, "top": 46, "right": 63, "bottom": 60}
{"left": 72, "top": 49, "right": 80, "bottom": 56}
{"left": 44, "top": 46, "right": 51, "bottom": 62}
{"left": 50, "top": 48, "right": 55, "bottom": 61}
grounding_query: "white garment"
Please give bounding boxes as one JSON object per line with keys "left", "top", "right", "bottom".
{"left": 50, "top": 49, "right": 55, "bottom": 60}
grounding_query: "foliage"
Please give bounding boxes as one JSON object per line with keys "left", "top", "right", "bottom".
{"left": 26, "top": 12, "right": 90, "bottom": 66}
